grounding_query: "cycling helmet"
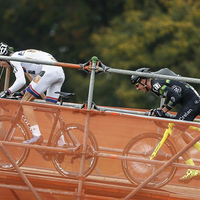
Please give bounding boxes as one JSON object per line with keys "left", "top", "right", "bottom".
{"left": 0, "top": 42, "right": 11, "bottom": 56}
{"left": 131, "top": 68, "right": 150, "bottom": 85}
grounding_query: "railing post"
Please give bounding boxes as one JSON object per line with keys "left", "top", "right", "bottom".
{"left": 76, "top": 56, "right": 98, "bottom": 200}
{"left": 4, "top": 67, "right": 11, "bottom": 90}
{"left": 1, "top": 67, "right": 11, "bottom": 128}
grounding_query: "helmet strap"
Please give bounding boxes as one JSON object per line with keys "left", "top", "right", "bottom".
{"left": 145, "top": 78, "right": 149, "bottom": 91}
{"left": 139, "top": 78, "right": 149, "bottom": 91}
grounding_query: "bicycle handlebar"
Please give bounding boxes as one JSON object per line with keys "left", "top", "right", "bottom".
{"left": 145, "top": 111, "right": 176, "bottom": 119}
{"left": 55, "top": 92, "right": 75, "bottom": 99}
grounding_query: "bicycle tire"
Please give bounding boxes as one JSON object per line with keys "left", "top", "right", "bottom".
{"left": 52, "top": 123, "right": 98, "bottom": 178}
{"left": 0, "top": 115, "right": 30, "bottom": 169}
{"left": 122, "top": 132, "right": 177, "bottom": 188}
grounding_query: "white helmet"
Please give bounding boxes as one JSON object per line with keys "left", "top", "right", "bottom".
{"left": 0, "top": 42, "right": 10, "bottom": 56}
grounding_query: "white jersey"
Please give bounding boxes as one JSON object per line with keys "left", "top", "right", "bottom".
{"left": 9, "top": 49, "right": 61, "bottom": 93}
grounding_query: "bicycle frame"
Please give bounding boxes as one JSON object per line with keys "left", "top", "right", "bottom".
{"left": 150, "top": 122, "right": 200, "bottom": 160}
{"left": 33, "top": 106, "right": 64, "bottom": 147}
{"left": 149, "top": 123, "right": 174, "bottom": 160}
{"left": 4, "top": 104, "right": 28, "bottom": 141}
{"left": 3, "top": 102, "right": 66, "bottom": 149}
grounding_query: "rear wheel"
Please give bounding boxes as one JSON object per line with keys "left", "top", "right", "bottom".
{"left": 52, "top": 123, "right": 98, "bottom": 178}
{"left": 122, "top": 132, "right": 177, "bottom": 188}
{"left": 0, "top": 115, "right": 30, "bottom": 169}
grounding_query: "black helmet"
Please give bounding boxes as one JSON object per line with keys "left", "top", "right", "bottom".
{"left": 0, "top": 42, "right": 11, "bottom": 56}
{"left": 131, "top": 68, "right": 150, "bottom": 85}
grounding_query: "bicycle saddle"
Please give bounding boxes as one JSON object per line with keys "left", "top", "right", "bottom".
{"left": 55, "top": 92, "right": 75, "bottom": 99}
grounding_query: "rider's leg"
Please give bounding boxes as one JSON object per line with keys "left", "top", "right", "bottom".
{"left": 21, "top": 90, "right": 43, "bottom": 144}
{"left": 21, "top": 75, "right": 46, "bottom": 144}
{"left": 173, "top": 131, "right": 193, "bottom": 162}
{"left": 172, "top": 128, "right": 199, "bottom": 183}
{"left": 43, "top": 102, "right": 66, "bottom": 147}
{"left": 182, "top": 131, "right": 200, "bottom": 152}
{"left": 22, "top": 69, "right": 64, "bottom": 144}
{"left": 45, "top": 76, "right": 65, "bottom": 146}
{"left": 176, "top": 103, "right": 200, "bottom": 152}
{"left": 21, "top": 91, "right": 38, "bottom": 126}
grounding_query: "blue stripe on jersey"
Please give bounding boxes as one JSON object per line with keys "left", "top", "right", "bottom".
{"left": 22, "top": 67, "right": 27, "bottom": 73}
{"left": 7, "top": 89, "right": 11, "bottom": 94}
{"left": 22, "top": 89, "right": 26, "bottom": 94}
{"left": 46, "top": 96, "right": 58, "bottom": 104}
{"left": 27, "top": 85, "right": 40, "bottom": 97}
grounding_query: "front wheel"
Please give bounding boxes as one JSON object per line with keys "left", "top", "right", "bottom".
{"left": 0, "top": 115, "right": 30, "bottom": 169}
{"left": 122, "top": 133, "right": 177, "bottom": 188}
{"left": 52, "top": 123, "right": 98, "bottom": 178}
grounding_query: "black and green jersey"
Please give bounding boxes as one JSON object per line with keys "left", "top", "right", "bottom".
{"left": 150, "top": 79, "right": 200, "bottom": 121}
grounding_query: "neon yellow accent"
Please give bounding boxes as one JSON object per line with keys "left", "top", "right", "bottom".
{"left": 159, "top": 85, "right": 167, "bottom": 95}
{"left": 166, "top": 123, "right": 174, "bottom": 135}
{"left": 185, "top": 84, "right": 190, "bottom": 88}
{"left": 185, "top": 158, "right": 195, "bottom": 165}
{"left": 193, "top": 142, "right": 200, "bottom": 152}
{"left": 189, "top": 126, "right": 200, "bottom": 131}
{"left": 166, "top": 80, "right": 170, "bottom": 84}
{"left": 179, "top": 169, "right": 199, "bottom": 182}
{"left": 149, "top": 123, "right": 174, "bottom": 160}
{"left": 189, "top": 125, "right": 200, "bottom": 153}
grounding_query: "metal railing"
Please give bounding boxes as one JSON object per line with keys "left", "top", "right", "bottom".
{"left": 1, "top": 55, "right": 200, "bottom": 199}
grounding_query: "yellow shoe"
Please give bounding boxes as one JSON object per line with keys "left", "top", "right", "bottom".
{"left": 194, "top": 169, "right": 200, "bottom": 179}
{"left": 179, "top": 169, "right": 200, "bottom": 183}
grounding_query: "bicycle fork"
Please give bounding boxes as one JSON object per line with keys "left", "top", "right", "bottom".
{"left": 149, "top": 123, "right": 174, "bottom": 160}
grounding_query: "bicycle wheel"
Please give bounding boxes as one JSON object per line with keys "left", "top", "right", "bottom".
{"left": 52, "top": 123, "right": 98, "bottom": 178}
{"left": 0, "top": 115, "right": 30, "bottom": 169}
{"left": 122, "top": 132, "right": 177, "bottom": 188}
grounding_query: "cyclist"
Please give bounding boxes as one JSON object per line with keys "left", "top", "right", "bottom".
{"left": 0, "top": 42, "right": 65, "bottom": 144}
{"left": 131, "top": 68, "right": 200, "bottom": 183}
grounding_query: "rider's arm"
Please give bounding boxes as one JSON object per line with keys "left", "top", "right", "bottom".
{"left": 161, "top": 98, "right": 170, "bottom": 113}
{"left": 8, "top": 61, "right": 26, "bottom": 94}
{"left": 162, "top": 106, "right": 169, "bottom": 114}
{"left": 159, "top": 86, "right": 182, "bottom": 112}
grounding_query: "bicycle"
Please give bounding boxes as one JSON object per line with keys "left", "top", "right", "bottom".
{"left": 2, "top": 95, "right": 199, "bottom": 188}
{"left": 0, "top": 92, "right": 98, "bottom": 178}
{"left": 121, "top": 113, "right": 200, "bottom": 188}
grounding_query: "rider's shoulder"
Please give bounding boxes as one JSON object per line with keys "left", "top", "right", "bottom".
{"left": 151, "top": 79, "right": 166, "bottom": 92}
{"left": 11, "top": 50, "right": 26, "bottom": 57}
{"left": 151, "top": 79, "right": 166, "bottom": 86}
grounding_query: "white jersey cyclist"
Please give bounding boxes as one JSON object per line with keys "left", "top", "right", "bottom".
{"left": 8, "top": 49, "right": 65, "bottom": 103}
{"left": 0, "top": 42, "right": 66, "bottom": 145}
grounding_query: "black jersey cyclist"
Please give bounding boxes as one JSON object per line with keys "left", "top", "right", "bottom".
{"left": 151, "top": 78, "right": 200, "bottom": 121}
{"left": 131, "top": 68, "right": 200, "bottom": 183}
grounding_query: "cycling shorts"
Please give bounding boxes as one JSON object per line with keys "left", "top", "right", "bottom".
{"left": 27, "top": 66, "right": 65, "bottom": 103}
{"left": 174, "top": 96, "right": 200, "bottom": 131}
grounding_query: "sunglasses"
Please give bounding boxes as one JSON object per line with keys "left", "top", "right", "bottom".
{"left": 135, "top": 82, "right": 140, "bottom": 88}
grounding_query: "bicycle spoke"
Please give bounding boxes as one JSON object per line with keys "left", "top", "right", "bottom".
{"left": 52, "top": 123, "right": 98, "bottom": 178}
{"left": 122, "top": 133, "right": 177, "bottom": 188}
{"left": 0, "top": 116, "right": 30, "bottom": 169}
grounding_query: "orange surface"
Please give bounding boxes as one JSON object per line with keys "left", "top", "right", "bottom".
{"left": 1, "top": 98, "right": 200, "bottom": 199}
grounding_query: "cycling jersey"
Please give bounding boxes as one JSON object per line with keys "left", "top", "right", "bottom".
{"left": 151, "top": 79, "right": 200, "bottom": 121}
{"left": 8, "top": 49, "right": 65, "bottom": 103}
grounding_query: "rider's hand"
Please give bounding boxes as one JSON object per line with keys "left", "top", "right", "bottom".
{"left": 0, "top": 90, "right": 10, "bottom": 98}
{"left": 12, "top": 92, "right": 24, "bottom": 98}
{"left": 153, "top": 109, "right": 165, "bottom": 117}
{"left": 149, "top": 109, "right": 155, "bottom": 116}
